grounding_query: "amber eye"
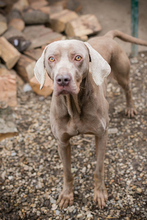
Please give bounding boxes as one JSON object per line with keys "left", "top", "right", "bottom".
{"left": 49, "top": 57, "right": 55, "bottom": 62}
{"left": 75, "top": 55, "right": 82, "bottom": 61}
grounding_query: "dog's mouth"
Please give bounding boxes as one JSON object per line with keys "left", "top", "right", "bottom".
{"left": 54, "top": 84, "right": 79, "bottom": 96}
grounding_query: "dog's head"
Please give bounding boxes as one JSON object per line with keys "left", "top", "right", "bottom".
{"left": 34, "top": 40, "right": 111, "bottom": 96}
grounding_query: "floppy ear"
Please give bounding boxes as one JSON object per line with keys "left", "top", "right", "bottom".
{"left": 84, "top": 42, "right": 111, "bottom": 86}
{"left": 34, "top": 46, "right": 48, "bottom": 89}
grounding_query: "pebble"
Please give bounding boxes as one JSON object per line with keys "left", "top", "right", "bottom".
{"left": 136, "top": 188, "right": 142, "bottom": 194}
{"left": 11, "top": 151, "right": 17, "bottom": 156}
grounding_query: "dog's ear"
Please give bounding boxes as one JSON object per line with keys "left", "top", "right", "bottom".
{"left": 84, "top": 42, "right": 111, "bottom": 86}
{"left": 34, "top": 46, "right": 48, "bottom": 89}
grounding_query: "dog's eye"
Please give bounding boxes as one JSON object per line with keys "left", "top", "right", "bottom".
{"left": 49, "top": 57, "right": 55, "bottom": 62}
{"left": 75, "top": 55, "right": 82, "bottom": 61}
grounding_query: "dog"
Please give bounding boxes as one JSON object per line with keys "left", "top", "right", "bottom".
{"left": 34, "top": 30, "right": 147, "bottom": 208}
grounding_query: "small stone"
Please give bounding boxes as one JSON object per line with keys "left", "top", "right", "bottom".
{"left": 52, "top": 204, "right": 57, "bottom": 210}
{"left": 77, "top": 213, "right": 83, "bottom": 218}
{"left": 108, "top": 128, "right": 118, "bottom": 134}
{"left": 11, "top": 151, "right": 17, "bottom": 156}
{"left": 50, "top": 196, "right": 56, "bottom": 204}
{"left": 55, "top": 210, "right": 60, "bottom": 215}
{"left": 82, "top": 167, "right": 86, "bottom": 173}
{"left": 136, "top": 188, "right": 142, "bottom": 194}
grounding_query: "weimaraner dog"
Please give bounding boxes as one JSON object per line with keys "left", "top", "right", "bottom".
{"left": 34, "top": 30, "right": 147, "bottom": 209}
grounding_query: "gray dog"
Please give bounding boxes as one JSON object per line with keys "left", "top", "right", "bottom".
{"left": 34, "top": 30, "right": 147, "bottom": 209}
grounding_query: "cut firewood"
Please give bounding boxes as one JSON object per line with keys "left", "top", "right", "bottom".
{"left": 0, "top": 106, "right": 18, "bottom": 141}
{"left": 50, "top": 9, "right": 78, "bottom": 32}
{"left": 15, "top": 54, "right": 36, "bottom": 82}
{"left": 23, "top": 25, "right": 52, "bottom": 40}
{"left": 29, "top": 74, "right": 53, "bottom": 97}
{"left": 0, "top": 37, "right": 21, "bottom": 69}
{"left": 30, "top": 0, "right": 48, "bottom": 10}
{"left": 65, "top": 14, "right": 102, "bottom": 37}
{"left": 22, "top": 7, "right": 49, "bottom": 24}
{"left": 12, "top": 0, "right": 29, "bottom": 12}
{"left": 49, "top": 0, "right": 66, "bottom": 14}
{"left": 0, "top": 68, "right": 17, "bottom": 107}
{"left": 66, "top": 0, "right": 81, "bottom": 12}
{"left": 0, "top": 13, "right": 7, "bottom": 35}
{"left": 10, "top": 69, "right": 25, "bottom": 87}
{"left": 40, "top": 6, "right": 50, "bottom": 15}
{"left": 24, "top": 48, "right": 43, "bottom": 61}
{"left": 3, "top": 26, "right": 25, "bottom": 39}
{"left": 8, "top": 9, "right": 25, "bottom": 31}
{"left": 23, "top": 25, "right": 63, "bottom": 49}
{"left": 9, "top": 18, "right": 25, "bottom": 31}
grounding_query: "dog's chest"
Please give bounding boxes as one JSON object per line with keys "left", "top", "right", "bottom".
{"left": 67, "top": 112, "right": 107, "bottom": 136}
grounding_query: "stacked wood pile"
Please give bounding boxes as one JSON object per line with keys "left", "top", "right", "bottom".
{"left": 0, "top": 0, "right": 102, "bottom": 140}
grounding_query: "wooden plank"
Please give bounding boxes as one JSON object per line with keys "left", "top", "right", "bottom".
{"left": 65, "top": 14, "right": 101, "bottom": 37}
{"left": 50, "top": 9, "right": 78, "bottom": 32}
{"left": 0, "top": 37, "right": 21, "bottom": 69}
{"left": 29, "top": 74, "right": 53, "bottom": 97}
{"left": 0, "top": 14, "right": 7, "bottom": 35}
{"left": 0, "top": 68, "right": 17, "bottom": 107}
{"left": 15, "top": 54, "right": 36, "bottom": 82}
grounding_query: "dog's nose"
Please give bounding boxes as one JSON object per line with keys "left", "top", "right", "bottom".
{"left": 56, "top": 74, "right": 71, "bottom": 86}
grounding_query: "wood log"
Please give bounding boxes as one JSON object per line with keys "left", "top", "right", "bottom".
{"left": 66, "top": 0, "right": 81, "bottom": 12}
{"left": 0, "top": 64, "right": 24, "bottom": 86}
{"left": 50, "top": 9, "right": 78, "bottom": 32}
{"left": 40, "top": 6, "right": 50, "bottom": 15}
{"left": 8, "top": 9, "right": 25, "bottom": 31}
{"left": 30, "top": 0, "right": 48, "bottom": 10}
{"left": 0, "top": 68, "right": 17, "bottom": 107}
{"left": 0, "top": 106, "right": 18, "bottom": 141}
{"left": 15, "top": 54, "right": 36, "bottom": 82}
{"left": 9, "top": 18, "right": 25, "bottom": 32}
{"left": 23, "top": 25, "right": 63, "bottom": 49}
{"left": 0, "top": 37, "right": 21, "bottom": 69}
{"left": 49, "top": 0, "right": 66, "bottom": 14}
{"left": 3, "top": 26, "right": 25, "bottom": 40}
{"left": 24, "top": 48, "right": 43, "bottom": 60}
{"left": 12, "top": 0, "right": 29, "bottom": 12}
{"left": 0, "top": 14, "right": 7, "bottom": 35}
{"left": 22, "top": 7, "right": 49, "bottom": 24}
{"left": 29, "top": 74, "right": 53, "bottom": 97}
{"left": 65, "top": 14, "right": 102, "bottom": 37}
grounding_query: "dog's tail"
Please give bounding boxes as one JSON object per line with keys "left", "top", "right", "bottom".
{"left": 105, "top": 30, "right": 147, "bottom": 46}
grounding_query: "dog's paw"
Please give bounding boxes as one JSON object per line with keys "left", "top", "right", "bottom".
{"left": 94, "top": 186, "right": 108, "bottom": 209}
{"left": 125, "top": 106, "right": 137, "bottom": 118}
{"left": 57, "top": 190, "right": 74, "bottom": 208}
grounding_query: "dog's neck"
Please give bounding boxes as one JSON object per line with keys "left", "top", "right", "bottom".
{"left": 64, "top": 74, "right": 93, "bottom": 118}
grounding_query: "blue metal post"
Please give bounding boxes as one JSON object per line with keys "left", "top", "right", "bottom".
{"left": 131, "top": 0, "right": 139, "bottom": 57}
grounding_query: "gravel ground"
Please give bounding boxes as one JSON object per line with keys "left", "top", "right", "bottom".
{"left": 0, "top": 52, "right": 147, "bottom": 220}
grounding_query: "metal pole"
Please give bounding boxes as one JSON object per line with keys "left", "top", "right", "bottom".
{"left": 131, "top": 0, "right": 139, "bottom": 57}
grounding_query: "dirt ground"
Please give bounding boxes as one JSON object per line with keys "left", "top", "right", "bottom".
{"left": 0, "top": 0, "right": 147, "bottom": 220}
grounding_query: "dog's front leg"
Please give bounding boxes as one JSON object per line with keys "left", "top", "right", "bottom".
{"left": 57, "top": 140, "right": 74, "bottom": 208}
{"left": 94, "top": 130, "right": 108, "bottom": 209}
